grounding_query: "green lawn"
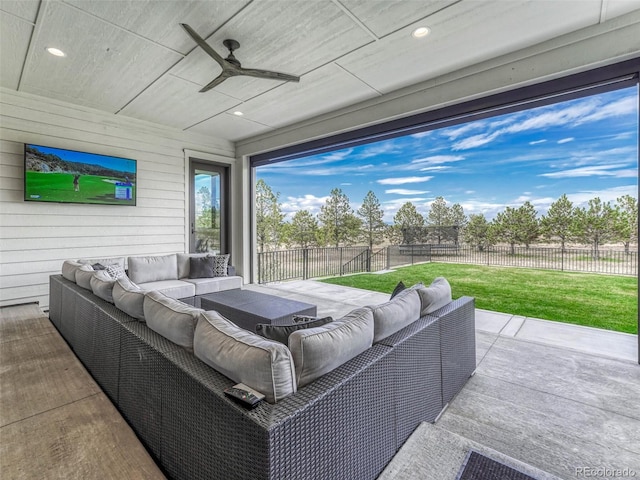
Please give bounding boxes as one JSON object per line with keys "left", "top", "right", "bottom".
{"left": 320, "top": 263, "right": 638, "bottom": 334}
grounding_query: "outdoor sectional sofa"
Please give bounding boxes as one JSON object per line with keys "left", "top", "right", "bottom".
{"left": 49, "top": 254, "right": 476, "bottom": 480}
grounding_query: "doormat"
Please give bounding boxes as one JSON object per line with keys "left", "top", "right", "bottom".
{"left": 456, "top": 450, "right": 537, "bottom": 480}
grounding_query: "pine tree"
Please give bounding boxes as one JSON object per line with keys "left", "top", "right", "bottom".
{"left": 255, "top": 179, "right": 284, "bottom": 252}
{"left": 427, "top": 196, "right": 449, "bottom": 244}
{"left": 540, "top": 194, "right": 575, "bottom": 251}
{"left": 357, "top": 191, "right": 386, "bottom": 249}
{"left": 463, "top": 214, "right": 492, "bottom": 251}
{"left": 493, "top": 201, "right": 539, "bottom": 253}
{"left": 288, "top": 210, "right": 320, "bottom": 249}
{"left": 573, "top": 197, "right": 616, "bottom": 259}
{"left": 389, "top": 202, "right": 425, "bottom": 244}
{"left": 318, "top": 188, "right": 362, "bottom": 247}
{"left": 613, "top": 195, "right": 638, "bottom": 254}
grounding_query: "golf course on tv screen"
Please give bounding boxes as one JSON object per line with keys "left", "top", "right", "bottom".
{"left": 24, "top": 144, "right": 136, "bottom": 205}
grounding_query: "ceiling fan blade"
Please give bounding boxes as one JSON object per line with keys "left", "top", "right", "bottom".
{"left": 239, "top": 68, "right": 300, "bottom": 83}
{"left": 199, "top": 72, "right": 234, "bottom": 92}
{"left": 180, "top": 23, "right": 226, "bottom": 67}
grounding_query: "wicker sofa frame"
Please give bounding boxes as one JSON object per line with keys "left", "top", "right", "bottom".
{"left": 49, "top": 274, "right": 476, "bottom": 480}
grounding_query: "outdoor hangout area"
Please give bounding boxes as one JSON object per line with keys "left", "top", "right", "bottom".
{"left": 1, "top": 273, "right": 638, "bottom": 479}
{"left": 2, "top": 2, "right": 639, "bottom": 480}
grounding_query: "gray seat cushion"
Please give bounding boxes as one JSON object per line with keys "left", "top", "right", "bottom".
{"left": 182, "top": 276, "right": 243, "bottom": 295}
{"left": 289, "top": 307, "right": 374, "bottom": 388}
{"left": 138, "top": 279, "right": 196, "bottom": 299}
{"left": 194, "top": 311, "right": 297, "bottom": 404}
{"left": 143, "top": 291, "right": 203, "bottom": 351}
{"left": 369, "top": 288, "right": 421, "bottom": 343}
{"left": 128, "top": 254, "right": 178, "bottom": 284}
{"left": 417, "top": 277, "right": 452, "bottom": 315}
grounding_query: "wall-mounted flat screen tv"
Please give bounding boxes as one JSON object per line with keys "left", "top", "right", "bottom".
{"left": 24, "top": 144, "right": 136, "bottom": 206}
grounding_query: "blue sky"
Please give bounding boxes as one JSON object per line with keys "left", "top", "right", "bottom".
{"left": 257, "top": 86, "right": 638, "bottom": 223}
{"left": 30, "top": 145, "right": 137, "bottom": 174}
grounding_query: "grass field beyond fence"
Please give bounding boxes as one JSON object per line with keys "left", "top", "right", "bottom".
{"left": 320, "top": 263, "right": 638, "bottom": 334}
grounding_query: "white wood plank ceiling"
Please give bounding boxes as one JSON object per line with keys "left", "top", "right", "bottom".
{"left": 2, "top": 0, "right": 639, "bottom": 142}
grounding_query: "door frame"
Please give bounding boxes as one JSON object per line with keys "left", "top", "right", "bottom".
{"left": 186, "top": 153, "right": 232, "bottom": 255}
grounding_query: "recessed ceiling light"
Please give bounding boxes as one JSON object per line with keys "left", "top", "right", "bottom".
{"left": 233, "top": 111, "right": 244, "bottom": 116}
{"left": 46, "top": 47, "right": 66, "bottom": 57}
{"left": 411, "top": 27, "right": 430, "bottom": 39}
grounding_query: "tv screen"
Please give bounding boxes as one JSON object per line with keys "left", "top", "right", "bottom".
{"left": 24, "top": 144, "right": 136, "bottom": 206}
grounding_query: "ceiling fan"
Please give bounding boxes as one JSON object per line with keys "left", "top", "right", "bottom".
{"left": 180, "top": 23, "right": 300, "bottom": 92}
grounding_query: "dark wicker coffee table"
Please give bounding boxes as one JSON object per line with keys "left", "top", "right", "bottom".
{"left": 199, "top": 289, "right": 317, "bottom": 332}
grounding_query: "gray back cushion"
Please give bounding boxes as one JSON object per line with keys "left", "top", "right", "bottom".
{"left": 113, "top": 275, "right": 146, "bottom": 321}
{"left": 369, "top": 288, "right": 421, "bottom": 342}
{"left": 78, "top": 257, "right": 126, "bottom": 270}
{"left": 90, "top": 270, "right": 116, "bottom": 303}
{"left": 289, "top": 307, "right": 374, "bottom": 389}
{"left": 194, "top": 311, "right": 297, "bottom": 404}
{"left": 417, "top": 277, "right": 452, "bottom": 315}
{"left": 75, "top": 264, "right": 95, "bottom": 290}
{"left": 128, "top": 254, "right": 178, "bottom": 284}
{"left": 143, "top": 290, "right": 203, "bottom": 351}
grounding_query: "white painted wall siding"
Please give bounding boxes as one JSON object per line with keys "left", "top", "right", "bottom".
{"left": 0, "top": 89, "right": 234, "bottom": 309}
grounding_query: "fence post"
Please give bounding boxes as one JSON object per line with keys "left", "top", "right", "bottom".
{"left": 303, "top": 248, "right": 309, "bottom": 280}
{"left": 340, "top": 247, "right": 344, "bottom": 276}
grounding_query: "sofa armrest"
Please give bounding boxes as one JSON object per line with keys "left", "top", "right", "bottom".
{"left": 433, "top": 296, "right": 476, "bottom": 404}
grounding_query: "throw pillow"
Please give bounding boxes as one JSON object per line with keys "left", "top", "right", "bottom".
{"left": 212, "top": 254, "right": 230, "bottom": 277}
{"left": 390, "top": 281, "right": 406, "bottom": 299}
{"left": 255, "top": 316, "right": 333, "bottom": 344}
{"left": 105, "top": 264, "right": 126, "bottom": 279}
{"left": 189, "top": 256, "right": 214, "bottom": 278}
{"left": 92, "top": 263, "right": 106, "bottom": 270}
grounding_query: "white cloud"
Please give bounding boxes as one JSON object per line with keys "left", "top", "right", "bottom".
{"left": 419, "top": 166, "right": 452, "bottom": 172}
{"left": 410, "top": 155, "right": 465, "bottom": 165}
{"left": 377, "top": 176, "right": 433, "bottom": 185}
{"left": 385, "top": 188, "right": 430, "bottom": 195}
{"left": 281, "top": 194, "right": 328, "bottom": 217}
{"left": 557, "top": 137, "right": 574, "bottom": 144}
{"left": 451, "top": 94, "right": 637, "bottom": 151}
{"left": 540, "top": 163, "right": 632, "bottom": 178}
{"left": 575, "top": 96, "right": 637, "bottom": 125}
{"left": 529, "top": 139, "right": 547, "bottom": 145}
{"left": 410, "top": 131, "right": 432, "bottom": 139}
{"left": 567, "top": 185, "right": 638, "bottom": 207}
{"left": 357, "top": 140, "right": 402, "bottom": 159}
{"left": 441, "top": 122, "right": 484, "bottom": 140}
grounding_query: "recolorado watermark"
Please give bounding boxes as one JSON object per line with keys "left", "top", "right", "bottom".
{"left": 576, "top": 466, "right": 637, "bottom": 478}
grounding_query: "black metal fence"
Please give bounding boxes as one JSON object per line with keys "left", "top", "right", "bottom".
{"left": 257, "top": 245, "right": 638, "bottom": 283}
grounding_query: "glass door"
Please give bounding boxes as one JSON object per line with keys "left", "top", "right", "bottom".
{"left": 190, "top": 161, "right": 228, "bottom": 254}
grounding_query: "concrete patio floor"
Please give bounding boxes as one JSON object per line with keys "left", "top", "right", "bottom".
{"left": 1, "top": 281, "right": 638, "bottom": 479}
